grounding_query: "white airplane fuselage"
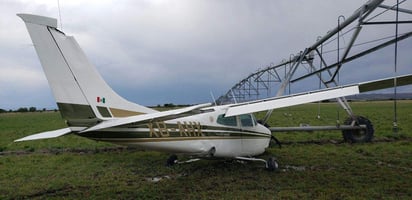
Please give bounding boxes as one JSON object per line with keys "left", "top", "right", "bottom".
{"left": 78, "top": 109, "right": 271, "bottom": 158}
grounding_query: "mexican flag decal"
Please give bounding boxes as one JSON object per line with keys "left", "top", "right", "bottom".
{"left": 97, "top": 96, "right": 106, "bottom": 103}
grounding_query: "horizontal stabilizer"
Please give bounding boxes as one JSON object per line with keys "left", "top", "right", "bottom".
{"left": 14, "top": 128, "right": 72, "bottom": 142}
{"left": 81, "top": 103, "right": 212, "bottom": 133}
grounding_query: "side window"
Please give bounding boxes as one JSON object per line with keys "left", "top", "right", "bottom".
{"left": 217, "top": 115, "right": 238, "bottom": 126}
{"left": 240, "top": 114, "right": 254, "bottom": 127}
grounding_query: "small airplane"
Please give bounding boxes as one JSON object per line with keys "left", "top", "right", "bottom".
{"left": 15, "top": 13, "right": 412, "bottom": 170}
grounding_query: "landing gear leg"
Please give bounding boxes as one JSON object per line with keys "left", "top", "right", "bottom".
{"left": 235, "top": 156, "right": 279, "bottom": 171}
{"left": 166, "top": 147, "right": 215, "bottom": 167}
{"left": 166, "top": 155, "right": 202, "bottom": 167}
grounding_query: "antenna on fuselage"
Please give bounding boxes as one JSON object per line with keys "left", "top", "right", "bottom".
{"left": 57, "top": 0, "right": 63, "bottom": 30}
{"left": 210, "top": 91, "right": 217, "bottom": 106}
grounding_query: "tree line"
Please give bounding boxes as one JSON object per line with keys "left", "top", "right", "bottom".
{"left": 1, "top": 103, "right": 195, "bottom": 113}
{"left": 0, "top": 107, "right": 58, "bottom": 113}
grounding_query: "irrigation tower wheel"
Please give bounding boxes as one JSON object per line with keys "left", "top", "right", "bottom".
{"left": 342, "top": 116, "right": 374, "bottom": 143}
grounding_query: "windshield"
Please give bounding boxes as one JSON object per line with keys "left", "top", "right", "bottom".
{"left": 217, "top": 114, "right": 238, "bottom": 127}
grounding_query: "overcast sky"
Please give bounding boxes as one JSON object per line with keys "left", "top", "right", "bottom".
{"left": 1, "top": 0, "right": 411, "bottom": 109}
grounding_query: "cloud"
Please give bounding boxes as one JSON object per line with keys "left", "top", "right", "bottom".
{"left": 1, "top": 0, "right": 411, "bottom": 109}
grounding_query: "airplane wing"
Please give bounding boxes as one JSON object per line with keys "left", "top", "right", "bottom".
{"left": 81, "top": 103, "right": 212, "bottom": 133}
{"left": 14, "top": 128, "right": 72, "bottom": 142}
{"left": 225, "top": 74, "right": 412, "bottom": 117}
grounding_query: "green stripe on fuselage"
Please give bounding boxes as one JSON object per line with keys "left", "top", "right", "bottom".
{"left": 77, "top": 128, "right": 270, "bottom": 140}
{"left": 84, "top": 136, "right": 269, "bottom": 144}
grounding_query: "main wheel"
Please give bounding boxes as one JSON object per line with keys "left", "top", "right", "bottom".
{"left": 266, "top": 157, "right": 279, "bottom": 171}
{"left": 342, "top": 116, "right": 374, "bottom": 143}
{"left": 166, "top": 155, "right": 178, "bottom": 167}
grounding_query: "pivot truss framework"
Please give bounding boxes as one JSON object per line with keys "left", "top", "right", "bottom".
{"left": 217, "top": 0, "right": 412, "bottom": 105}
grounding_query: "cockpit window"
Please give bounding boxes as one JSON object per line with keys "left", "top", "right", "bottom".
{"left": 240, "top": 114, "right": 254, "bottom": 127}
{"left": 217, "top": 115, "right": 237, "bottom": 126}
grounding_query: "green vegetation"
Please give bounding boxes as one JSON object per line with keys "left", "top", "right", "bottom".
{"left": 0, "top": 101, "right": 411, "bottom": 199}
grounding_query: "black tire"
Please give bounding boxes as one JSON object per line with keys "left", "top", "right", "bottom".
{"left": 266, "top": 157, "right": 279, "bottom": 171}
{"left": 342, "top": 116, "right": 374, "bottom": 143}
{"left": 166, "top": 155, "right": 178, "bottom": 167}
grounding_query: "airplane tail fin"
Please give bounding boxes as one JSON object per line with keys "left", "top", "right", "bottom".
{"left": 18, "top": 14, "right": 157, "bottom": 127}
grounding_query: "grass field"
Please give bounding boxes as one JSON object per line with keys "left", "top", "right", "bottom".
{"left": 1, "top": 101, "right": 411, "bottom": 199}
